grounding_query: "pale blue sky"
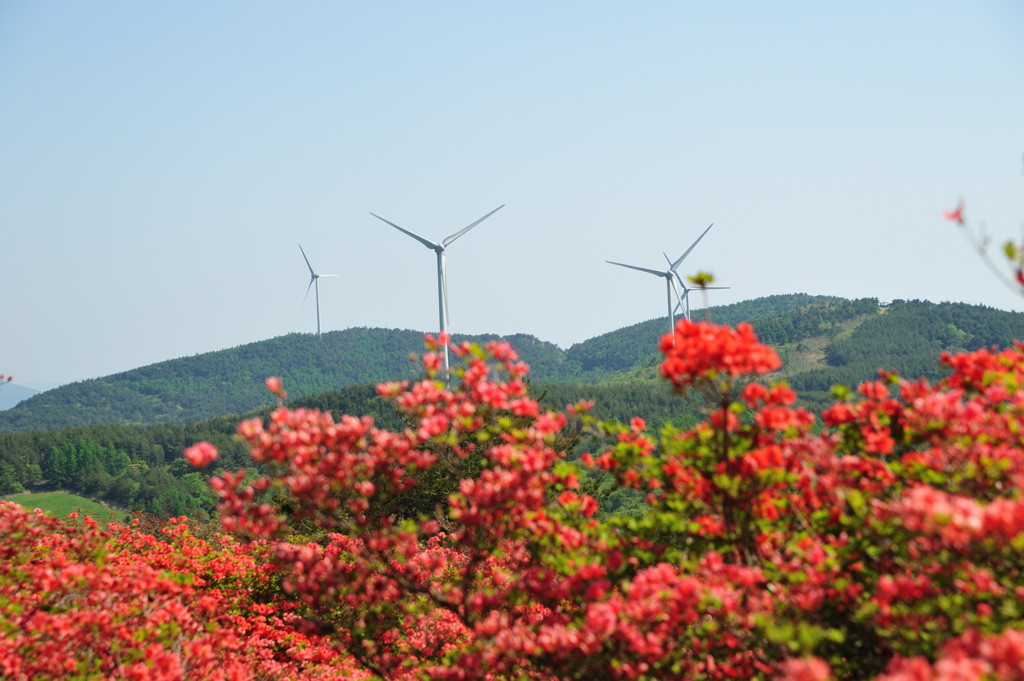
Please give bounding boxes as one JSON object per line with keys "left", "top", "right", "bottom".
{"left": 2, "top": 2, "right": 1023, "bottom": 384}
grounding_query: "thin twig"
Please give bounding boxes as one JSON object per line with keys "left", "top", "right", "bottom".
{"left": 959, "top": 221, "right": 1022, "bottom": 296}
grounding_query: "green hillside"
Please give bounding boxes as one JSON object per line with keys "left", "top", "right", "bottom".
{"left": 0, "top": 329, "right": 562, "bottom": 433}
{"left": 783, "top": 299, "right": 1024, "bottom": 411}
{"left": 4, "top": 294, "right": 1024, "bottom": 443}
{"left": 565, "top": 293, "right": 839, "bottom": 375}
{"left": 0, "top": 294, "right": 828, "bottom": 434}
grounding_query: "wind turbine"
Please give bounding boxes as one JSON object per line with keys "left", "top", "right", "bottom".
{"left": 652, "top": 223, "right": 724, "bottom": 321}
{"left": 606, "top": 224, "right": 716, "bottom": 336}
{"left": 663, "top": 252, "right": 730, "bottom": 321}
{"left": 606, "top": 257, "right": 690, "bottom": 338}
{"left": 370, "top": 205, "right": 504, "bottom": 377}
{"left": 299, "top": 244, "right": 337, "bottom": 338}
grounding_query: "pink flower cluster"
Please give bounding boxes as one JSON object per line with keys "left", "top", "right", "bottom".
{"left": 660, "top": 319, "right": 782, "bottom": 389}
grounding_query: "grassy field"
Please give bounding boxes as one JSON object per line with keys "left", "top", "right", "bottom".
{"left": 4, "top": 492, "right": 126, "bottom": 522}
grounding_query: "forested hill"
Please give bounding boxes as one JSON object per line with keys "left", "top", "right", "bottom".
{"left": 0, "top": 329, "right": 558, "bottom": 434}
{"left": 5, "top": 294, "right": 1024, "bottom": 434}
{"left": 0, "top": 294, "right": 828, "bottom": 433}
{"left": 783, "top": 299, "right": 1024, "bottom": 410}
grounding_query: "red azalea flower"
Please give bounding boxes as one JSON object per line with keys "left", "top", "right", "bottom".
{"left": 660, "top": 320, "right": 781, "bottom": 390}
{"left": 942, "top": 201, "right": 965, "bottom": 224}
{"left": 265, "top": 375, "right": 287, "bottom": 399}
{"left": 184, "top": 442, "right": 219, "bottom": 469}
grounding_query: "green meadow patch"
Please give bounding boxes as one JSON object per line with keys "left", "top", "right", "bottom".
{"left": 4, "top": 492, "right": 126, "bottom": 522}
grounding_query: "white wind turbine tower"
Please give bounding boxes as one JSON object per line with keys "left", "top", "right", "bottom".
{"left": 606, "top": 224, "right": 716, "bottom": 337}
{"left": 299, "top": 244, "right": 337, "bottom": 338}
{"left": 370, "top": 205, "right": 504, "bottom": 378}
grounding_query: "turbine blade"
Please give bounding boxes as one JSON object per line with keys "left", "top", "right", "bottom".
{"left": 370, "top": 212, "right": 438, "bottom": 250}
{"left": 606, "top": 261, "right": 667, "bottom": 278}
{"left": 301, "top": 278, "right": 314, "bottom": 307}
{"left": 670, "top": 223, "right": 714, "bottom": 272}
{"left": 670, "top": 278, "right": 687, "bottom": 311}
{"left": 443, "top": 204, "right": 504, "bottom": 247}
{"left": 299, "top": 244, "right": 316, "bottom": 277}
{"left": 673, "top": 270, "right": 690, "bottom": 293}
{"left": 319, "top": 274, "right": 338, "bottom": 277}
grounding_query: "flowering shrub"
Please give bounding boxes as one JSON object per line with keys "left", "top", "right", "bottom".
{"left": 0, "top": 505, "right": 367, "bottom": 679}
{"left": 7, "top": 321, "right": 1024, "bottom": 680}
{"left": 194, "top": 323, "right": 1024, "bottom": 680}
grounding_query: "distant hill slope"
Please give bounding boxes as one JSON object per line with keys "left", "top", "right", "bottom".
{"left": 0, "top": 384, "right": 39, "bottom": 411}
{"left": 565, "top": 294, "right": 839, "bottom": 375}
{"left": 0, "top": 294, "right": 827, "bottom": 433}
{"left": 0, "top": 329, "right": 574, "bottom": 433}
{"left": 783, "top": 299, "right": 1024, "bottom": 411}
{"left": 5, "top": 294, "right": 1024, "bottom": 434}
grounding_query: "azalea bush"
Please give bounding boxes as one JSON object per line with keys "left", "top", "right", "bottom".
{"left": 0, "top": 505, "right": 368, "bottom": 679}
{"left": 6, "top": 320, "right": 1024, "bottom": 680}
{"left": 203, "top": 324, "right": 1024, "bottom": 680}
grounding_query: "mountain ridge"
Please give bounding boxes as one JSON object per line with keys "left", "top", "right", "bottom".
{"left": 0, "top": 294, "right": 834, "bottom": 433}
{"left": 5, "top": 294, "right": 1023, "bottom": 433}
